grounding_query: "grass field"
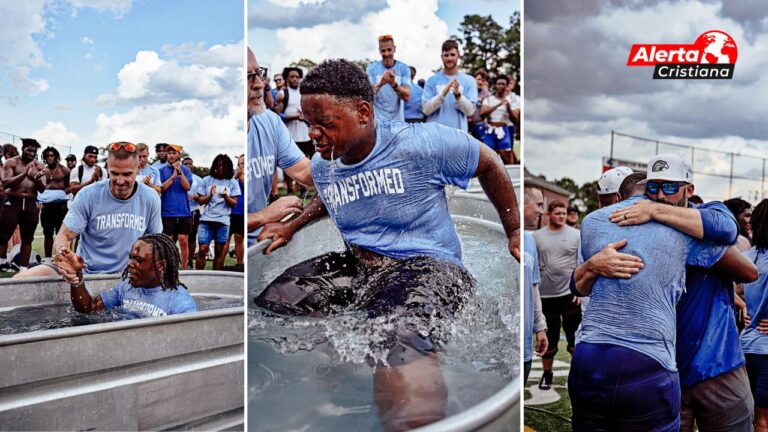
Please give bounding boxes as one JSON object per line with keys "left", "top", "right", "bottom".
{"left": 0, "top": 224, "right": 239, "bottom": 279}
{"left": 524, "top": 338, "right": 574, "bottom": 432}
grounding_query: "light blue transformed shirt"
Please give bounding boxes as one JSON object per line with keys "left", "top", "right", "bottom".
{"left": 247, "top": 110, "right": 305, "bottom": 246}
{"left": 197, "top": 176, "right": 241, "bottom": 225}
{"left": 741, "top": 248, "right": 768, "bottom": 355}
{"left": 189, "top": 173, "right": 202, "bottom": 212}
{"left": 100, "top": 279, "right": 197, "bottom": 317}
{"left": 63, "top": 181, "right": 162, "bottom": 274}
{"left": 367, "top": 60, "right": 411, "bottom": 122}
{"left": 577, "top": 196, "right": 727, "bottom": 372}
{"left": 311, "top": 121, "right": 480, "bottom": 265}
{"left": 404, "top": 81, "right": 424, "bottom": 121}
{"left": 422, "top": 71, "right": 477, "bottom": 132}
{"left": 137, "top": 165, "right": 158, "bottom": 185}
{"left": 524, "top": 232, "right": 541, "bottom": 362}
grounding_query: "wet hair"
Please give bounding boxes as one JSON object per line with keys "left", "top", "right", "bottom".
{"left": 724, "top": 197, "right": 752, "bottom": 219}
{"left": 441, "top": 39, "right": 460, "bottom": 53}
{"left": 474, "top": 69, "right": 488, "bottom": 80}
{"left": 121, "top": 234, "right": 186, "bottom": 290}
{"left": 300, "top": 59, "right": 374, "bottom": 104}
{"left": 42, "top": 146, "right": 60, "bottom": 162}
{"left": 3, "top": 143, "right": 19, "bottom": 158}
{"left": 137, "top": 143, "right": 149, "bottom": 153}
{"left": 210, "top": 154, "right": 234, "bottom": 179}
{"left": 282, "top": 66, "right": 304, "bottom": 82}
{"left": 619, "top": 172, "right": 647, "bottom": 200}
{"left": 752, "top": 199, "right": 768, "bottom": 252}
{"left": 21, "top": 138, "right": 41, "bottom": 150}
{"left": 548, "top": 200, "right": 566, "bottom": 213}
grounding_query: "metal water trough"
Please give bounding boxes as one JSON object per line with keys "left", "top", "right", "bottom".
{"left": 0, "top": 270, "right": 244, "bottom": 431}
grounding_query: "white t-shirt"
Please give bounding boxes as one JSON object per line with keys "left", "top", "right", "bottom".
{"left": 284, "top": 86, "right": 310, "bottom": 142}
{"left": 69, "top": 163, "right": 97, "bottom": 185}
{"left": 482, "top": 94, "right": 520, "bottom": 124}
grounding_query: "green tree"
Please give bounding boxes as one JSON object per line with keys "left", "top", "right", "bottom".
{"left": 288, "top": 58, "right": 318, "bottom": 72}
{"left": 452, "top": 12, "right": 520, "bottom": 82}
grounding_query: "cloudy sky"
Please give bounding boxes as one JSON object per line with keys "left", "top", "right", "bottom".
{"left": 0, "top": 0, "right": 244, "bottom": 168}
{"left": 249, "top": 0, "right": 518, "bottom": 83}
{"left": 525, "top": 0, "right": 768, "bottom": 203}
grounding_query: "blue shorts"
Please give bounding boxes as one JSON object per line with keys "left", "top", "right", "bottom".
{"left": 470, "top": 122, "right": 487, "bottom": 141}
{"left": 482, "top": 125, "right": 513, "bottom": 151}
{"left": 746, "top": 354, "right": 768, "bottom": 407}
{"left": 568, "top": 342, "right": 680, "bottom": 432}
{"left": 198, "top": 221, "right": 229, "bottom": 245}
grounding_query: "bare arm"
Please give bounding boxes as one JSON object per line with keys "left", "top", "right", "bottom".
{"left": 53, "top": 224, "right": 79, "bottom": 257}
{"left": 247, "top": 196, "right": 304, "bottom": 233}
{"left": 283, "top": 158, "right": 314, "bottom": 187}
{"left": 712, "top": 246, "right": 759, "bottom": 283}
{"left": 474, "top": 145, "right": 520, "bottom": 260}
{"left": 610, "top": 201, "right": 703, "bottom": 238}
{"left": 479, "top": 100, "right": 504, "bottom": 117}
{"left": 393, "top": 83, "right": 410, "bottom": 102}
{"left": 572, "top": 239, "right": 644, "bottom": 296}
{"left": 257, "top": 195, "right": 329, "bottom": 254}
{"left": 1, "top": 160, "right": 28, "bottom": 188}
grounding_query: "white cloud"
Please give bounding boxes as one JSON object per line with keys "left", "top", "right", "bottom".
{"left": 82, "top": 36, "right": 94, "bottom": 45}
{"left": 114, "top": 50, "right": 164, "bottom": 100}
{"left": 69, "top": 0, "right": 132, "bottom": 18}
{"left": 267, "top": 0, "right": 327, "bottom": 9}
{"left": 269, "top": 0, "right": 449, "bottom": 80}
{"left": 30, "top": 121, "right": 80, "bottom": 148}
{"left": 92, "top": 100, "right": 243, "bottom": 167}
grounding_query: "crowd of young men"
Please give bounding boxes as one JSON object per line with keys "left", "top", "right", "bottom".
{"left": 526, "top": 153, "right": 767, "bottom": 431}
{"left": 0, "top": 139, "right": 242, "bottom": 275}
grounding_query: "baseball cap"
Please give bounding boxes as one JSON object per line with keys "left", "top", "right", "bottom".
{"left": 84, "top": 145, "right": 99, "bottom": 156}
{"left": 597, "top": 166, "right": 634, "bottom": 195}
{"left": 641, "top": 154, "right": 693, "bottom": 183}
{"left": 65, "top": 154, "right": 76, "bottom": 161}
{"left": 167, "top": 144, "right": 183, "bottom": 152}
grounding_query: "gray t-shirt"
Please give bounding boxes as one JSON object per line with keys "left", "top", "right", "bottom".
{"left": 532, "top": 225, "right": 580, "bottom": 298}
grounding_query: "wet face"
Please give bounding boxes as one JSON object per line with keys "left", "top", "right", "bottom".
{"left": 248, "top": 49, "right": 264, "bottom": 114}
{"left": 524, "top": 188, "right": 544, "bottom": 228}
{"left": 646, "top": 181, "right": 692, "bottom": 207}
{"left": 138, "top": 149, "right": 149, "bottom": 168}
{"left": 127, "top": 240, "right": 161, "bottom": 287}
{"left": 22, "top": 145, "right": 38, "bottom": 162}
{"left": 441, "top": 48, "right": 460, "bottom": 71}
{"left": 166, "top": 148, "right": 180, "bottom": 164}
{"left": 287, "top": 70, "right": 301, "bottom": 89}
{"left": 495, "top": 79, "right": 508, "bottom": 95}
{"left": 83, "top": 153, "right": 97, "bottom": 167}
{"left": 378, "top": 40, "right": 395, "bottom": 68}
{"left": 108, "top": 155, "right": 139, "bottom": 199}
{"left": 303, "top": 94, "right": 372, "bottom": 163}
{"left": 549, "top": 206, "right": 568, "bottom": 228}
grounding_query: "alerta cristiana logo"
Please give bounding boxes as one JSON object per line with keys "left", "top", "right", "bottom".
{"left": 627, "top": 30, "right": 738, "bottom": 79}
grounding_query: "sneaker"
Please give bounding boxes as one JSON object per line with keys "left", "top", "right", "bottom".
{"left": 538, "top": 370, "right": 553, "bottom": 390}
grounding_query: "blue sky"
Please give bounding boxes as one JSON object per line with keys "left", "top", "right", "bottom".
{"left": 248, "top": 0, "right": 519, "bottom": 83}
{"left": 0, "top": 0, "right": 244, "bottom": 167}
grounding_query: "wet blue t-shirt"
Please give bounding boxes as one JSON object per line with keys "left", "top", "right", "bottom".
{"left": 367, "top": 60, "right": 411, "bottom": 122}
{"left": 524, "top": 232, "right": 541, "bottom": 362}
{"left": 100, "top": 279, "right": 197, "bottom": 317}
{"left": 197, "top": 176, "right": 241, "bottom": 225}
{"left": 677, "top": 201, "right": 743, "bottom": 386}
{"left": 247, "top": 110, "right": 305, "bottom": 245}
{"left": 311, "top": 121, "right": 480, "bottom": 265}
{"left": 741, "top": 248, "right": 768, "bottom": 355}
{"left": 577, "top": 196, "right": 728, "bottom": 372}
{"left": 159, "top": 165, "right": 193, "bottom": 217}
{"left": 63, "top": 181, "right": 162, "bottom": 274}
{"left": 422, "top": 71, "right": 477, "bottom": 132}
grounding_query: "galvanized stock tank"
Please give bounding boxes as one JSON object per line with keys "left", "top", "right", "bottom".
{"left": 248, "top": 165, "right": 521, "bottom": 432}
{"left": 0, "top": 270, "right": 244, "bottom": 431}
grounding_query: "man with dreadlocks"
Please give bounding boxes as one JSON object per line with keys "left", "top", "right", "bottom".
{"left": 195, "top": 154, "right": 240, "bottom": 270}
{"left": 58, "top": 234, "right": 196, "bottom": 317}
{"left": 37, "top": 146, "right": 71, "bottom": 262}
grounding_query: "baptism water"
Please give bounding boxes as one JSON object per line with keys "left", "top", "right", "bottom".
{"left": 248, "top": 220, "right": 519, "bottom": 431}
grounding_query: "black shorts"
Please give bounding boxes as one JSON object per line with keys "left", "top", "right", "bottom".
{"left": 162, "top": 216, "right": 193, "bottom": 236}
{"left": 255, "top": 251, "right": 476, "bottom": 366}
{"left": 0, "top": 196, "right": 39, "bottom": 244}
{"left": 229, "top": 213, "right": 244, "bottom": 236}
{"left": 41, "top": 201, "right": 68, "bottom": 237}
{"left": 541, "top": 293, "right": 582, "bottom": 358}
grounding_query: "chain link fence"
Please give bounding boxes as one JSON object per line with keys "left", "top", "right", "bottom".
{"left": 1, "top": 130, "right": 72, "bottom": 161}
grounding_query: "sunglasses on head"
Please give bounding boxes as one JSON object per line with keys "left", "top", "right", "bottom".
{"left": 646, "top": 181, "right": 685, "bottom": 195}
{"left": 247, "top": 67, "right": 268, "bottom": 83}
{"left": 108, "top": 142, "right": 137, "bottom": 153}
